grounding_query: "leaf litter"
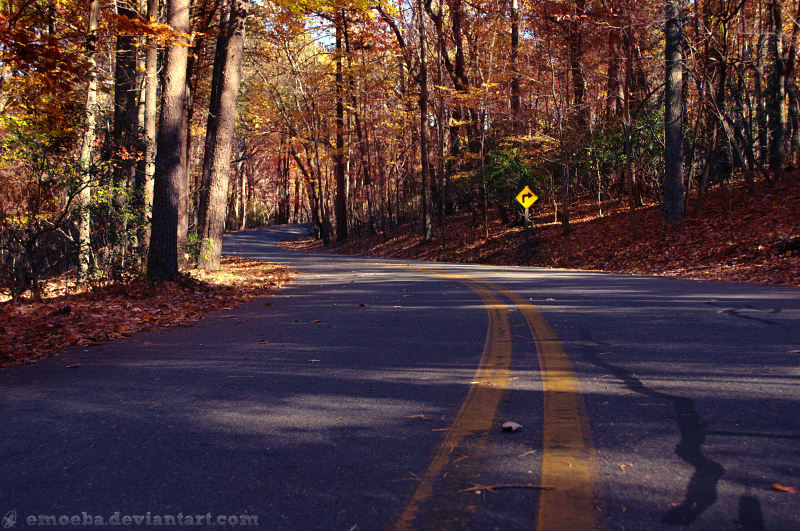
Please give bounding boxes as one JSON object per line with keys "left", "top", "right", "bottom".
{"left": 282, "top": 172, "right": 799, "bottom": 287}
{"left": 0, "top": 255, "right": 292, "bottom": 367}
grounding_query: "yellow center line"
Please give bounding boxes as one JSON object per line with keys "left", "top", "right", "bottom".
{"left": 476, "top": 280, "right": 604, "bottom": 531}
{"left": 388, "top": 265, "right": 603, "bottom": 530}
{"left": 391, "top": 269, "right": 512, "bottom": 531}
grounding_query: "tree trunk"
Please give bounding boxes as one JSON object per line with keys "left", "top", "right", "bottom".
{"left": 568, "top": 0, "right": 588, "bottom": 131}
{"left": 78, "top": 0, "right": 100, "bottom": 282}
{"left": 113, "top": 5, "right": 139, "bottom": 192}
{"left": 606, "top": 26, "right": 622, "bottom": 118}
{"left": 623, "top": 14, "right": 637, "bottom": 239}
{"left": 147, "top": 0, "right": 190, "bottom": 281}
{"left": 334, "top": 9, "right": 348, "bottom": 242}
{"left": 198, "top": 0, "right": 231, "bottom": 235}
{"left": 664, "top": 0, "right": 684, "bottom": 223}
{"left": 343, "top": 17, "right": 376, "bottom": 235}
{"left": 560, "top": 149, "right": 571, "bottom": 235}
{"left": 436, "top": 0, "right": 446, "bottom": 248}
{"left": 769, "top": 0, "right": 786, "bottom": 180}
{"left": 756, "top": 32, "right": 770, "bottom": 163}
{"left": 419, "top": 0, "right": 433, "bottom": 242}
{"left": 178, "top": 54, "right": 192, "bottom": 249}
{"left": 140, "top": 0, "right": 158, "bottom": 254}
{"left": 510, "top": 0, "right": 520, "bottom": 131}
{"left": 197, "top": 0, "right": 249, "bottom": 270}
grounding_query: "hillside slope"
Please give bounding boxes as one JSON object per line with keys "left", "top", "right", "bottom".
{"left": 283, "top": 173, "right": 800, "bottom": 286}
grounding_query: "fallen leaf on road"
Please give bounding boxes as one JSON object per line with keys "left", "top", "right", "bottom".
{"left": 66, "top": 363, "right": 82, "bottom": 368}
{"left": 788, "top": 350, "right": 800, "bottom": 354}
{"left": 772, "top": 484, "right": 799, "bottom": 493}
{"left": 502, "top": 421, "right": 522, "bottom": 432}
{"left": 359, "top": 303, "right": 367, "bottom": 307}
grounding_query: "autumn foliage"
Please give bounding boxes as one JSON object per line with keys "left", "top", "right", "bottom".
{"left": 0, "top": 256, "right": 292, "bottom": 366}
{"left": 284, "top": 171, "right": 800, "bottom": 286}
{"left": 0, "top": 0, "right": 798, "bottom": 332}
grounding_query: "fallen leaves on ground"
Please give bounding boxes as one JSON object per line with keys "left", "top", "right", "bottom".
{"left": 282, "top": 172, "right": 799, "bottom": 287}
{"left": 0, "top": 256, "right": 292, "bottom": 367}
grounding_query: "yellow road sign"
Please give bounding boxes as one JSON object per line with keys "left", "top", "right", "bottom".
{"left": 516, "top": 186, "right": 538, "bottom": 209}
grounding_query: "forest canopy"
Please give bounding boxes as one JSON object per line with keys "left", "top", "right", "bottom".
{"left": 0, "top": 0, "right": 797, "bottom": 299}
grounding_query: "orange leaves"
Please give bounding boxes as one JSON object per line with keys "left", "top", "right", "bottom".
{"left": 285, "top": 171, "right": 800, "bottom": 288}
{"left": 0, "top": 257, "right": 292, "bottom": 367}
{"left": 104, "top": 13, "right": 190, "bottom": 46}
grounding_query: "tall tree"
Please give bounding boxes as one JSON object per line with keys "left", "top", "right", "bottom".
{"left": 568, "top": 0, "right": 588, "bottom": 131}
{"left": 334, "top": 7, "right": 347, "bottom": 242}
{"left": 112, "top": 2, "right": 140, "bottom": 193}
{"left": 198, "top": 0, "right": 231, "bottom": 235}
{"left": 418, "top": 0, "right": 432, "bottom": 242}
{"left": 510, "top": 0, "right": 520, "bottom": 131}
{"left": 148, "top": 0, "right": 191, "bottom": 280}
{"left": 77, "top": 0, "right": 100, "bottom": 281}
{"left": 197, "top": 0, "right": 249, "bottom": 270}
{"left": 664, "top": 0, "right": 684, "bottom": 223}
{"left": 769, "top": 0, "right": 786, "bottom": 180}
{"left": 140, "top": 0, "right": 159, "bottom": 255}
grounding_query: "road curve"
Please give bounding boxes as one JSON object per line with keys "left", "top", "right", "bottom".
{"left": 2, "top": 225, "right": 799, "bottom": 531}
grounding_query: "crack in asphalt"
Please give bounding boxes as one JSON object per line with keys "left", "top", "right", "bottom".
{"left": 577, "top": 329, "right": 725, "bottom": 526}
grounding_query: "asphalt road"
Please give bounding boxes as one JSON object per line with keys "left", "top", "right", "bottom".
{"left": 2, "top": 225, "right": 799, "bottom": 531}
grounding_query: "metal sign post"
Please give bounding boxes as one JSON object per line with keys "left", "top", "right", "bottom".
{"left": 515, "top": 186, "right": 538, "bottom": 260}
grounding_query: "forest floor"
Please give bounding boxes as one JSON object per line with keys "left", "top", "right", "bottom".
{"left": 0, "top": 256, "right": 292, "bottom": 367}
{"left": 2, "top": 171, "right": 797, "bottom": 368}
{"left": 282, "top": 171, "right": 800, "bottom": 286}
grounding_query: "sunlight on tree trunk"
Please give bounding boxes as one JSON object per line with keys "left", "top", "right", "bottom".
{"left": 78, "top": 0, "right": 100, "bottom": 283}
{"left": 418, "top": 0, "right": 432, "bottom": 242}
{"left": 198, "top": 0, "right": 249, "bottom": 270}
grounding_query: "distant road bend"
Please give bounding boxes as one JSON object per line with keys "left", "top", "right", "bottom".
{"left": 1, "top": 225, "right": 798, "bottom": 531}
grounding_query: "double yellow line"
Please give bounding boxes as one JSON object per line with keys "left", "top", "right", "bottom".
{"left": 392, "top": 267, "right": 604, "bottom": 531}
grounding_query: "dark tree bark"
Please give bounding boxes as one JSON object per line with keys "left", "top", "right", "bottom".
{"left": 147, "top": 0, "right": 190, "bottom": 281}
{"left": 334, "top": 9, "right": 347, "bottom": 242}
{"left": 623, "top": 13, "right": 637, "bottom": 238}
{"left": 664, "top": 0, "right": 684, "bottom": 223}
{"left": 113, "top": 4, "right": 139, "bottom": 192}
{"left": 198, "top": 0, "right": 231, "bottom": 235}
{"left": 756, "top": 32, "right": 770, "bottom": 163}
{"left": 568, "top": 0, "right": 588, "bottom": 131}
{"left": 197, "top": 0, "right": 249, "bottom": 269}
{"left": 418, "top": 0, "right": 432, "bottom": 242}
{"left": 510, "top": 0, "right": 520, "bottom": 131}
{"left": 769, "top": 0, "right": 786, "bottom": 180}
